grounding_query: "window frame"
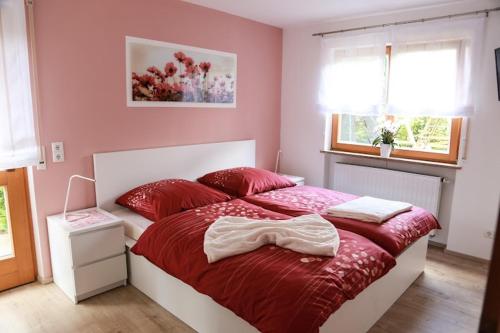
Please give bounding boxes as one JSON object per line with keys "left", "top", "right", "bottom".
{"left": 330, "top": 45, "right": 463, "bottom": 165}
{"left": 331, "top": 114, "right": 462, "bottom": 164}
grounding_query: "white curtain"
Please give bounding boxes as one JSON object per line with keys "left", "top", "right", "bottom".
{"left": 318, "top": 32, "right": 388, "bottom": 115}
{"left": 0, "top": 0, "right": 38, "bottom": 170}
{"left": 387, "top": 40, "right": 469, "bottom": 116}
{"left": 317, "top": 17, "right": 485, "bottom": 118}
{"left": 387, "top": 17, "right": 485, "bottom": 117}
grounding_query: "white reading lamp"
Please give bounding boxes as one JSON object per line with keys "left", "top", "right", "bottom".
{"left": 63, "top": 175, "right": 96, "bottom": 222}
{"left": 274, "top": 150, "right": 281, "bottom": 173}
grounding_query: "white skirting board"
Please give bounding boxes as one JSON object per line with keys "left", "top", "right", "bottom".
{"left": 125, "top": 236, "right": 428, "bottom": 333}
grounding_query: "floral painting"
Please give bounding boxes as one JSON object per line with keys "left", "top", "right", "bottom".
{"left": 126, "top": 36, "right": 237, "bottom": 108}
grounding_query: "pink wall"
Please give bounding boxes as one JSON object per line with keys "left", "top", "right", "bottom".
{"left": 32, "top": 0, "right": 282, "bottom": 278}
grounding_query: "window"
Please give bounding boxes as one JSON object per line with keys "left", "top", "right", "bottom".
{"left": 331, "top": 45, "right": 463, "bottom": 164}
{"left": 332, "top": 114, "right": 461, "bottom": 163}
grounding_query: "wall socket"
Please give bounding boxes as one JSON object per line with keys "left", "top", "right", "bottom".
{"left": 484, "top": 231, "right": 494, "bottom": 239}
{"left": 51, "top": 142, "right": 64, "bottom": 163}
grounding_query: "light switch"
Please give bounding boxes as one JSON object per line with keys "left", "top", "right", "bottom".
{"left": 51, "top": 142, "right": 64, "bottom": 163}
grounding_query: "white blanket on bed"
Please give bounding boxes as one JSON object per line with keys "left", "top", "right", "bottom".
{"left": 326, "top": 196, "right": 413, "bottom": 223}
{"left": 204, "top": 214, "right": 340, "bottom": 263}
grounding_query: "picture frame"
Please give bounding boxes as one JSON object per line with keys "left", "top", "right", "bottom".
{"left": 126, "top": 36, "right": 237, "bottom": 108}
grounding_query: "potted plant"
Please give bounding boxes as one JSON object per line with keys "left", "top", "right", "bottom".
{"left": 372, "top": 122, "right": 399, "bottom": 158}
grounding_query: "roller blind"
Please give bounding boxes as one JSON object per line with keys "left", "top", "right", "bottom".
{"left": 0, "top": 0, "right": 38, "bottom": 170}
{"left": 318, "top": 17, "right": 484, "bottom": 118}
{"left": 318, "top": 32, "right": 388, "bottom": 115}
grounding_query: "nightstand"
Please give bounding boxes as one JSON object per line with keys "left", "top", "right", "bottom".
{"left": 280, "top": 174, "right": 305, "bottom": 186}
{"left": 47, "top": 207, "right": 127, "bottom": 303}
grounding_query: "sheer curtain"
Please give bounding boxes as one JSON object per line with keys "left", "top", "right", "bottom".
{"left": 387, "top": 17, "right": 485, "bottom": 117}
{"left": 0, "top": 0, "right": 38, "bottom": 170}
{"left": 387, "top": 40, "right": 469, "bottom": 116}
{"left": 318, "top": 32, "right": 388, "bottom": 115}
{"left": 317, "top": 17, "right": 485, "bottom": 118}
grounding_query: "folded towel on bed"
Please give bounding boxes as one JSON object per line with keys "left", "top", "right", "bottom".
{"left": 326, "top": 196, "right": 412, "bottom": 223}
{"left": 204, "top": 214, "right": 340, "bottom": 263}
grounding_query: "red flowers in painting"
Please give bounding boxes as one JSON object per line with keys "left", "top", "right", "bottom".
{"left": 174, "top": 51, "right": 187, "bottom": 63}
{"left": 137, "top": 74, "right": 155, "bottom": 86}
{"left": 164, "top": 62, "right": 177, "bottom": 77}
{"left": 183, "top": 57, "right": 194, "bottom": 68}
{"left": 199, "top": 62, "right": 211, "bottom": 72}
{"left": 186, "top": 64, "right": 200, "bottom": 76}
{"left": 132, "top": 49, "right": 234, "bottom": 104}
{"left": 151, "top": 82, "right": 180, "bottom": 101}
{"left": 147, "top": 66, "right": 165, "bottom": 81}
{"left": 199, "top": 62, "right": 211, "bottom": 78}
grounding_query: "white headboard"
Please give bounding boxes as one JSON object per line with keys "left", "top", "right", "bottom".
{"left": 93, "top": 140, "right": 256, "bottom": 211}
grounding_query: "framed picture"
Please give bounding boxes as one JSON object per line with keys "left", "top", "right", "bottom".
{"left": 126, "top": 36, "right": 237, "bottom": 108}
{"left": 496, "top": 48, "right": 500, "bottom": 101}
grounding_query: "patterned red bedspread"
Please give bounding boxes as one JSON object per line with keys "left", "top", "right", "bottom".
{"left": 132, "top": 199, "right": 396, "bottom": 333}
{"left": 244, "top": 186, "right": 440, "bottom": 256}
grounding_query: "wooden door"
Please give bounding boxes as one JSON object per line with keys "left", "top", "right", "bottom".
{"left": 0, "top": 168, "right": 36, "bottom": 291}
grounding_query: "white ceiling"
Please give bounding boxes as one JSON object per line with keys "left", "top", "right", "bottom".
{"left": 183, "top": 0, "right": 467, "bottom": 27}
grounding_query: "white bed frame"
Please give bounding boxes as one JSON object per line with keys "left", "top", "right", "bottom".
{"left": 93, "top": 140, "right": 428, "bottom": 333}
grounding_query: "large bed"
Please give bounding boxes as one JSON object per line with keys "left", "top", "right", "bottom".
{"left": 93, "top": 140, "right": 430, "bottom": 333}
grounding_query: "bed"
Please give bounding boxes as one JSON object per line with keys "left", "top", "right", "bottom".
{"left": 243, "top": 185, "right": 439, "bottom": 256}
{"left": 131, "top": 199, "right": 398, "bottom": 333}
{"left": 93, "top": 140, "right": 429, "bottom": 333}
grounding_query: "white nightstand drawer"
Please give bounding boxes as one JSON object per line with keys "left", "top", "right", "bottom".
{"left": 70, "top": 226, "right": 125, "bottom": 267}
{"left": 74, "top": 254, "right": 126, "bottom": 296}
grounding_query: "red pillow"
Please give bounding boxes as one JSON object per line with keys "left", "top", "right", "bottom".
{"left": 116, "top": 179, "right": 232, "bottom": 222}
{"left": 197, "top": 167, "right": 296, "bottom": 197}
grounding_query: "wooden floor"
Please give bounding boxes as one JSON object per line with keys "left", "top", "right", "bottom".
{"left": 370, "top": 247, "right": 488, "bottom": 333}
{"left": 0, "top": 246, "right": 488, "bottom": 333}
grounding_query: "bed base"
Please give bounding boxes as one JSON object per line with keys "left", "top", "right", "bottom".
{"left": 125, "top": 235, "right": 428, "bottom": 333}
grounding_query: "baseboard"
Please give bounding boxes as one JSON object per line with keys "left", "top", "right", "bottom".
{"left": 428, "top": 240, "right": 446, "bottom": 248}
{"left": 37, "top": 275, "right": 53, "bottom": 284}
{"left": 428, "top": 242, "right": 489, "bottom": 264}
{"left": 444, "top": 249, "right": 490, "bottom": 264}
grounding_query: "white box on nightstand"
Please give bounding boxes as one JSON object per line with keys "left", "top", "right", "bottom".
{"left": 47, "top": 207, "right": 127, "bottom": 303}
{"left": 280, "top": 174, "right": 305, "bottom": 186}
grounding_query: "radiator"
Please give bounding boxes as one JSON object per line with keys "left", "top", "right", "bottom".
{"left": 332, "top": 163, "right": 442, "bottom": 217}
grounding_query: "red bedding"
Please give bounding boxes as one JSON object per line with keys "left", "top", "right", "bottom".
{"left": 132, "top": 199, "right": 396, "bottom": 333}
{"left": 243, "top": 186, "right": 440, "bottom": 256}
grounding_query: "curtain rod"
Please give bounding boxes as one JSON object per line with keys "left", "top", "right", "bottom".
{"left": 312, "top": 6, "right": 500, "bottom": 37}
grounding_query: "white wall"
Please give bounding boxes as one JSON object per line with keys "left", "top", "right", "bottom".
{"left": 280, "top": 0, "right": 500, "bottom": 259}
{"left": 446, "top": 11, "right": 500, "bottom": 259}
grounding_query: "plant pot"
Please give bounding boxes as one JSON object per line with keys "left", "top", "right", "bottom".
{"left": 380, "top": 143, "right": 392, "bottom": 158}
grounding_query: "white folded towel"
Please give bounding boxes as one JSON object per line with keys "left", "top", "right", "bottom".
{"left": 204, "top": 214, "right": 340, "bottom": 263}
{"left": 326, "top": 196, "right": 413, "bottom": 223}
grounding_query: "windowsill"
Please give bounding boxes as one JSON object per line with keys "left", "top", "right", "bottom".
{"left": 320, "top": 149, "right": 462, "bottom": 169}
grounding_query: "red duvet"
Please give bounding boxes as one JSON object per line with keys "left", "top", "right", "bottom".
{"left": 243, "top": 186, "right": 440, "bottom": 256}
{"left": 132, "top": 199, "right": 396, "bottom": 333}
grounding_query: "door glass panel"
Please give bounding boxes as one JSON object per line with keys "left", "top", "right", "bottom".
{"left": 0, "top": 186, "right": 14, "bottom": 259}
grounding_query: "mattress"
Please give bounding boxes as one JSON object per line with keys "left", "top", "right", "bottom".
{"left": 243, "top": 185, "right": 440, "bottom": 256}
{"left": 112, "top": 208, "right": 154, "bottom": 240}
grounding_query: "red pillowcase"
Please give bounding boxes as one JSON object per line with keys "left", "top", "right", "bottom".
{"left": 116, "top": 179, "right": 232, "bottom": 222}
{"left": 197, "top": 167, "right": 296, "bottom": 197}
